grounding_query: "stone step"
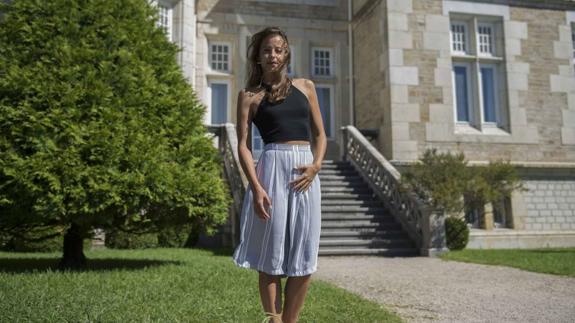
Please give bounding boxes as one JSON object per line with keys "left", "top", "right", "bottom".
{"left": 321, "top": 160, "right": 347, "bottom": 165}
{"left": 319, "top": 173, "right": 363, "bottom": 182}
{"left": 321, "top": 187, "right": 372, "bottom": 193}
{"left": 322, "top": 200, "right": 383, "bottom": 206}
{"left": 322, "top": 214, "right": 394, "bottom": 221}
{"left": 320, "top": 238, "right": 414, "bottom": 248}
{"left": 320, "top": 182, "right": 367, "bottom": 190}
{"left": 318, "top": 169, "right": 358, "bottom": 176}
{"left": 321, "top": 221, "right": 403, "bottom": 230}
{"left": 322, "top": 192, "right": 375, "bottom": 200}
{"left": 322, "top": 206, "right": 387, "bottom": 213}
{"left": 318, "top": 247, "right": 419, "bottom": 257}
{"left": 320, "top": 229, "right": 407, "bottom": 239}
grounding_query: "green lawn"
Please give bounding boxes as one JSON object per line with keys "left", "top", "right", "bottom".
{"left": 439, "top": 247, "right": 575, "bottom": 277}
{"left": 0, "top": 248, "right": 403, "bottom": 322}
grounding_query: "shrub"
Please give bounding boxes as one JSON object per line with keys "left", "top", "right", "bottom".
{"left": 401, "top": 148, "right": 524, "bottom": 250}
{"left": 105, "top": 230, "right": 158, "bottom": 249}
{"left": 445, "top": 216, "right": 469, "bottom": 250}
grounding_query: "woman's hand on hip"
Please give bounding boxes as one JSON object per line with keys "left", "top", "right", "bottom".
{"left": 290, "top": 164, "right": 319, "bottom": 193}
{"left": 253, "top": 187, "right": 272, "bottom": 221}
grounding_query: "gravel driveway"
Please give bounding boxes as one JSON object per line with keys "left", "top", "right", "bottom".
{"left": 315, "top": 256, "right": 575, "bottom": 323}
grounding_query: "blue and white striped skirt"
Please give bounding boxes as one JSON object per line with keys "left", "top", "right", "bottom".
{"left": 232, "top": 143, "right": 322, "bottom": 277}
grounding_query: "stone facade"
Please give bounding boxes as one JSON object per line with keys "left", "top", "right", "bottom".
{"left": 164, "top": 0, "right": 575, "bottom": 244}
{"left": 353, "top": 0, "right": 575, "bottom": 245}
{"left": 522, "top": 180, "right": 575, "bottom": 230}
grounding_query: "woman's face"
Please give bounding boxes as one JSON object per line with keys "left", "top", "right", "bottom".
{"left": 258, "top": 34, "right": 289, "bottom": 73}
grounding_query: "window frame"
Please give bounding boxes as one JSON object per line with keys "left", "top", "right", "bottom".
{"left": 209, "top": 41, "right": 232, "bottom": 73}
{"left": 152, "top": 0, "right": 175, "bottom": 42}
{"left": 477, "top": 22, "right": 496, "bottom": 58}
{"left": 311, "top": 47, "right": 335, "bottom": 78}
{"left": 206, "top": 79, "right": 231, "bottom": 125}
{"left": 452, "top": 62, "right": 475, "bottom": 124}
{"left": 450, "top": 14, "right": 507, "bottom": 132}
{"left": 450, "top": 21, "right": 470, "bottom": 56}
{"left": 478, "top": 63, "right": 500, "bottom": 125}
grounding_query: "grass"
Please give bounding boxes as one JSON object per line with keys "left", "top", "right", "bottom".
{"left": 439, "top": 247, "right": 575, "bottom": 277}
{"left": 0, "top": 247, "right": 403, "bottom": 322}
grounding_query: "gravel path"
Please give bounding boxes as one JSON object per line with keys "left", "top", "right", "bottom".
{"left": 314, "top": 256, "right": 575, "bottom": 323}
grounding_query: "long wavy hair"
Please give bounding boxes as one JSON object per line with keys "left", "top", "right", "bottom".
{"left": 246, "top": 26, "right": 292, "bottom": 103}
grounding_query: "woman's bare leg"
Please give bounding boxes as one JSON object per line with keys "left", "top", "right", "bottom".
{"left": 282, "top": 275, "right": 312, "bottom": 323}
{"left": 259, "top": 271, "right": 283, "bottom": 322}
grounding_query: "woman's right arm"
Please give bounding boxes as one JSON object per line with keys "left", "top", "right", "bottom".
{"left": 236, "top": 89, "right": 271, "bottom": 220}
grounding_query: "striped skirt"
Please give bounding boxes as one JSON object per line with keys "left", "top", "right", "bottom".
{"left": 232, "top": 143, "right": 322, "bottom": 277}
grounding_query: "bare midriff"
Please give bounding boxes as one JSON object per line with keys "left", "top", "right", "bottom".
{"left": 277, "top": 140, "right": 310, "bottom": 145}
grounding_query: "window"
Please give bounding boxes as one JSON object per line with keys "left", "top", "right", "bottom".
{"left": 315, "top": 85, "right": 334, "bottom": 138}
{"left": 208, "top": 81, "right": 228, "bottom": 124}
{"left": 209, "top": 42, "right": 230, "bottom": 72}
{"left": 453, "top": 63, "right": 472, "bottom": 122}
{"left": 492, "top": 196, "right": 511, "bottom": 229}
{"left": 477, "top": 23, "right": 495, "bottom": 56}
{"left": 451, "top": 22, "right": 468, "bottom": 55}
{"left": 153, "top": 1, "right": 173, "bottom": 41}
{"left": 450, "top": 16, "right": 506, "bottom": 130}
{"left": 311, "top": 47, "right": 334, "bottom": 77}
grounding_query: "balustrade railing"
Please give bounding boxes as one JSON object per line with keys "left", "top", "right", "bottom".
{"left": 207, "top": 123, "right": 247, "bottom": 247}
{"left": 340, "top": 126, "right": 448, "bottom": 256}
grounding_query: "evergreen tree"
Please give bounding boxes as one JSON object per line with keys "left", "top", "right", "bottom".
{"left": 0, "top": 0, "right": 229, "bottom": 269}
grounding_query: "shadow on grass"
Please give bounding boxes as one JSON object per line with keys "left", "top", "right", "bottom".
{"left": 196, "top": 246, "right": 235, "bottom": 257}
{"left": 0, "top": 257, "right": 184, "bottom": 274}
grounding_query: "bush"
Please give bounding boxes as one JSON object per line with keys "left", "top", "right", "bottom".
{"left": 0, "top": 227, "right": 84, "bottom": 252}
{"left": 105, "top": 230, "right": 158, "bottom": 249}
{"left": 105, "top": 224, "right": 201, "bottom": 249}
{"left": 445, "top": 216, "right": 469, "bottom": 250}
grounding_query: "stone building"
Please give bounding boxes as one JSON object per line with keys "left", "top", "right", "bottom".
{"left": 157, "top": 0, "right": 575, "bottom": 249}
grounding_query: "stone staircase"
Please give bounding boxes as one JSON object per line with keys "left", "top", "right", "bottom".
{"left": 319, "top": 160, "right": 419, "bottom": 257}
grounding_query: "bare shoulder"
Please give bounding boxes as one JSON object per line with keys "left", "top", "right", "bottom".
{"left": 238, "top": 87, "right": 264, "bottom": 105}
{"left": 291, "top": 78, "right": 315, "bottom": 100}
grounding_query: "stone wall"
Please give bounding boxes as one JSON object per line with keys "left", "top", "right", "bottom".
{"left": 352, "top": 0, "right": 388, "bottom": 150}
{"left": 522, "top": 180, "right": 575, "bottom": 230}
{"left": 379, "top": 0, "right": 575, "bottom": 163}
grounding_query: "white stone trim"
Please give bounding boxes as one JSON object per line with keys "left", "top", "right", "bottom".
{"left": 443, "top": 0, "right": 510, "bottom": 20}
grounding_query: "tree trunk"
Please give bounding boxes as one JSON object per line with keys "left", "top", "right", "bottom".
{"left": 58, "top": 223, "right": 87, "bottom": 270}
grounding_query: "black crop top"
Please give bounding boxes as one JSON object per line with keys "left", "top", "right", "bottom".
{"left": 252, "top": 84, "right": 311, "bottom": 144}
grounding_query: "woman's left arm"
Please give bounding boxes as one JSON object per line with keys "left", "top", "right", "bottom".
{"left": 290, "top": 79, "right": 327, "bottom": 192}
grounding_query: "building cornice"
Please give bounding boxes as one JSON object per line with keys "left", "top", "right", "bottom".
{"left": 455, "top": 0, "right": 575, "bottom": 11}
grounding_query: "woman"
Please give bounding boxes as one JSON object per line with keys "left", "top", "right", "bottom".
{"left": 232, "top": 26, "right": 327, "bottom": 323}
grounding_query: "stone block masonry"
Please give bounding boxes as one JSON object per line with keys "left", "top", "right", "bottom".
{"left": 522, "top": 180, "right": 575, "bottom": 230}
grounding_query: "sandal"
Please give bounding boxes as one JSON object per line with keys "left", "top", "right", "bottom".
{"left": 261, "top": 312, "right": 283, "bottom": 323}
